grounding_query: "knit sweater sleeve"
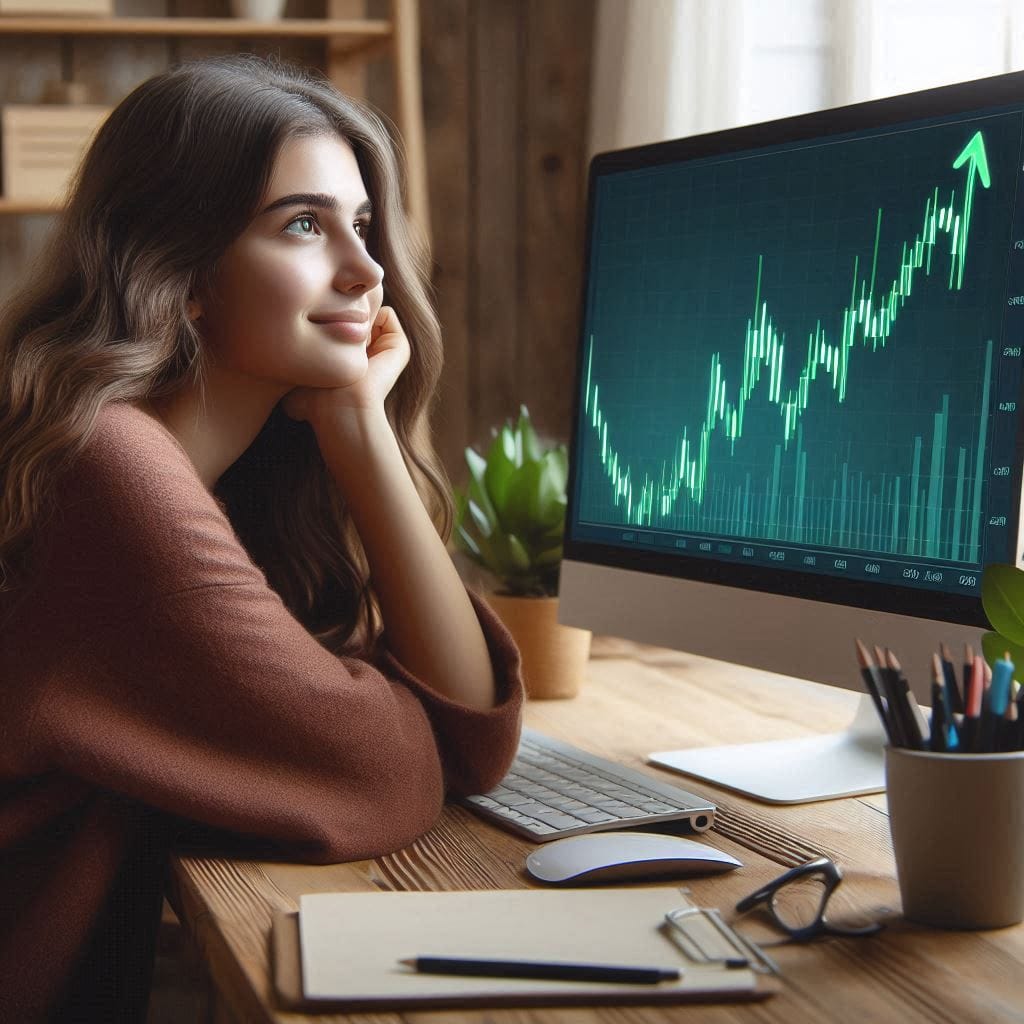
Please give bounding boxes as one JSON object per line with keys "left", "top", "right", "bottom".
{"left": 22, "top": 407, "right": 523, "bottom": 863}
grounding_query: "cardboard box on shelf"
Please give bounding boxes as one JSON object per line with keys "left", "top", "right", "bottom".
{"left": 2, "top": 105, "right": 111, "bottom": 204}
{"left": 0, "top": 0, "right": 113, "bottom": 14}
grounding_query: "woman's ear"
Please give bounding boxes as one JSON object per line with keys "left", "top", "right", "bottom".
{"left": 186, "top": 298, "right": 202, "bottom": 322}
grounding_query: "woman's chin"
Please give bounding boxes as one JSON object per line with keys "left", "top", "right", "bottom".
{"left": 311, "top": 356, "right": 369, "bottom": 389}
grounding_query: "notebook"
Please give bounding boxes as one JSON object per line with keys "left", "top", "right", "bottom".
{"left": 271, "top": 887, "right": 773, "bottom": 1012}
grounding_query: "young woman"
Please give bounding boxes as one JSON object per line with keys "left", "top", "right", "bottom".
{"left": 0, "top": 55, "right": 522, "bottom": 1021}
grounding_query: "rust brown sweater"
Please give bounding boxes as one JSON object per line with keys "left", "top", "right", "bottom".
{"left": 0, "top": 403, "right": 523, "bottom": 1022}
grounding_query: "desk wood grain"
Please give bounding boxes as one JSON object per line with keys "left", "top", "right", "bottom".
{"left": 166, "top": 638, "right": 1024, "bottom": 1023}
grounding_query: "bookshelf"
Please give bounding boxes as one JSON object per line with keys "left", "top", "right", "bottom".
{"left": 0, "top": 0, "right": 429, "bottom": 242}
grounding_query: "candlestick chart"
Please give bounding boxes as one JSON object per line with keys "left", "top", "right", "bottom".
{"left": 577, "top": 114, "right": 1020, "bottom": 568}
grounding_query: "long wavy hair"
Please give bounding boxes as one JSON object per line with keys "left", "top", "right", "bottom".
{"left": 0, "top": 54, "right": 450, "bottom": 653}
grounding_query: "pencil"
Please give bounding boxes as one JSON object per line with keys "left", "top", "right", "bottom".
{"left": 996, "top": 682, "right": 1019, "bottom": 752}
{"left": 962, "top": 643, "right": 974, "bottom": 706}
{"left": 1016, "top": 685, "right": 1024, "bottom": 750}
{"left": 886, "top": 649, "right": 925, "bottom": 750}
{"left": 941, "top": 642, "right": 965, "bottom": 714}
{"left": 960, "top": 654, "right": 985, "bottom": 753}
{"left": 874, "top": 645, "right": 907, "bottom": 747}
{"left": 930, "top": 654, "right": 947, "bottom": 752}
{"left": 398, "top": 956, "right": 681, "bottom": 985}
{"left": 854, "top": 638, "right": 893, "bottom": 744}
{"left": 979, "top": 652, "right": 1014, "bottom": 753}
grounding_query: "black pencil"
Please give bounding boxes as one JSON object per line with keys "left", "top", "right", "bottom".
{"left": 1016, "top": 686, "right": 1024, "bottom": 750}
{"left": 1000, "top": 688, "right": 1020, "bottom": 752}
{"left": 929, "top": 655, "right": 947, "bottom": 752}
{"left": 961, "top": 643, "right": 974, "bottom": 711}
{"left": 855, "top": 638, "right": 894, "bottom": 744}
{"left": 941, "top": 642, "right": 965, "bottom": 714}
{"left": 873, "top": 645, "right": 907, "bottom": 747}
{"left": 886, "top": 649, "right": 924, "bottom": 750}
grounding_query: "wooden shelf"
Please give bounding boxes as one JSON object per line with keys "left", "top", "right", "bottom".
{"left": 0, "top": 197, "right": 61, "bottom": 213}
{"left": 0, "top": 16, "right": 391, "bottom": 39}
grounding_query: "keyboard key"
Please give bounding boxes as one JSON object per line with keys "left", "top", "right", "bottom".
{"left": 495, "top": 793, "right": 532, "bottom": 807}
{"left": 531, "top": 809, "right": 585, "bottom": 829}
{"left": 574, "top": 808, "right": 618, "bottom": 823}
{"left": 523, "top": 821, "right": 558, "bottom": 835}
{"left": 514, "top": 802, "right": 557, "bottom": 818}
{"left": 548, "top": 797, "right": 588, "bottom": 811}
{"left": 639, "top": 801, "right": 679, "bottom": 813}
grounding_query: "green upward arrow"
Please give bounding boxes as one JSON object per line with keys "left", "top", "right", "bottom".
{"left": 951, "top": 130, "right": 991, "bottom": 288}
{"left": 953, "top": 130, "right": 991, "bottom": 188}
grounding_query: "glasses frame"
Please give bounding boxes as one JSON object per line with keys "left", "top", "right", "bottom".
{"left": 734, "top": 856, "right": 884, "bottom": 943}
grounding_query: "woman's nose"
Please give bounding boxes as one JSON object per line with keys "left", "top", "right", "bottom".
{"left": 334, "top": 240, "right": 384, "bottom": 295}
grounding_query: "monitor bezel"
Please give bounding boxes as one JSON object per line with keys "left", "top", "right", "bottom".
{"left": 564, "top": 69, "right": 1024, "bottom": 631}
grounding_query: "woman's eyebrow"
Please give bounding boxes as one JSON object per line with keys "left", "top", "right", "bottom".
{"left": 260, "top": 192, "right": 373, "bottom": 217}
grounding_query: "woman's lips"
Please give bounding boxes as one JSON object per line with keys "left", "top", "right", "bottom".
{"left": 309, "top": 311, "right": 370, "bottom": 344}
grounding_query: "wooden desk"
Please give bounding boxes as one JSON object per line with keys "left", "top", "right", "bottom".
{"left": 166, "top": 638, "right": 1024, "bottom": 1022}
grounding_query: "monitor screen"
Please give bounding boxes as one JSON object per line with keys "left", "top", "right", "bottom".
{"left": 559, "top": 70, "right": 1024, "bottom": 802}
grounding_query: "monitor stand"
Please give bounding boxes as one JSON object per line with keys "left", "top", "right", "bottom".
{"left": 648, "top": 694, "right": 888, "bottom": 804}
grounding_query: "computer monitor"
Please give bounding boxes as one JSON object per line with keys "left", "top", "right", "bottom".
{"left": 559, "top": 69, "right": 1024, "bottom": 804}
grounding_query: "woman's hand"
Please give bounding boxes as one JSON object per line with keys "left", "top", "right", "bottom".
{"left": 282, "top": 305, "right": 409, "bottom": 425}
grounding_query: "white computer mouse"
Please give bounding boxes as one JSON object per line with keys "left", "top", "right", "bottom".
{"left": 525, "top": 831, "right": 742, "bottom": 885}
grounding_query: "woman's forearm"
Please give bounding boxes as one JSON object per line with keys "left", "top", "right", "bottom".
{"left": 315, "top": 405, "right": 498, "bottom": 709}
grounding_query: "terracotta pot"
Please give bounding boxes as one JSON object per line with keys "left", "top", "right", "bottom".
{"left": 485, "top": 593, "right": 592, "bottom": 700}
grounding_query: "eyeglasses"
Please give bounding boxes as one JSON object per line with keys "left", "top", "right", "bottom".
{"left": 734, "top": 856, "right": 884, "bottom": 943}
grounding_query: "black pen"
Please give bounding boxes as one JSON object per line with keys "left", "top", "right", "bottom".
{"left": 399, "top": 956, "right": 681, "bottom": 985}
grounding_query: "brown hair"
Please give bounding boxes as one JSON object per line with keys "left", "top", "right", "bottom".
{"left": 0, "top": 54, "right": 449, "bottom": 651}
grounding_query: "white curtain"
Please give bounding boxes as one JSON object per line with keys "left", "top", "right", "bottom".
{"left": 589, "top": 0, "right": 1023, "bottom": 159}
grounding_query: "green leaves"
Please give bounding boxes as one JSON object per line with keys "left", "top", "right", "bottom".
{"left": 980, "top": 563, "right": 1024, "bottom": 669}
{"left": 981, "top": 631, "right": 1024, "bottom": 672}
{"left": 453, "top": 405, "right": 567, "bottom": 597}
{"left": 981, "top": 563, "right": 1024, "bottom": 644}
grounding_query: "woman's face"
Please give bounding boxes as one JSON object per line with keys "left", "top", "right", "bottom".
{"left": 195, "top": 133, "right": 385, "bottom": 394}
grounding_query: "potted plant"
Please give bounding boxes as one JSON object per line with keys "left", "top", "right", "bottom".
{"left": 453, "top": 406, "right": 591, "bottom": 698}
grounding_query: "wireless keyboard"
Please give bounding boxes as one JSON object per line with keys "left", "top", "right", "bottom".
{"left": 462, "top": 728, "right": 716, "bottom": 842}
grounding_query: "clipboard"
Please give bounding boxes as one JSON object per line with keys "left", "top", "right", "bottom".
{"left": 271, "top": 887, "right": 776, "bottom": 1012}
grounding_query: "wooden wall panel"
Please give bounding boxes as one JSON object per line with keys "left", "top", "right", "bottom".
{"left": 518, "top": 0, "right": 593, "bottom": 447}
{"left": 417, "top": 0, "right": 470, "bottom": 475}
{"left": 432, "top": 0, "right": 595, "bottom": 473}
{"left": 469, "top": 0, "right": 520, "bottom": 448}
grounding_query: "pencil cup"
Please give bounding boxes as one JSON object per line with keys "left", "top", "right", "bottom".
{"left": 885, "top": 747, "right": 1024, "bottom": 929}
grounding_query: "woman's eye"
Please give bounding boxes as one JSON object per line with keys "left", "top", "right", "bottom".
{"left": 354, "top": 218, "right": 371, "bottom": 240}
{"left": 285, "top": 214, "right": 319, "bottom": 236}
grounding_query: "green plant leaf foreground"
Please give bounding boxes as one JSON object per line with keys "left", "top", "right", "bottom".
{"left": 981, "top": 563, "right": 1024, "bottom": 646}
{"left": 981, "top": 631, "right": 1024, "bottom": 676}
